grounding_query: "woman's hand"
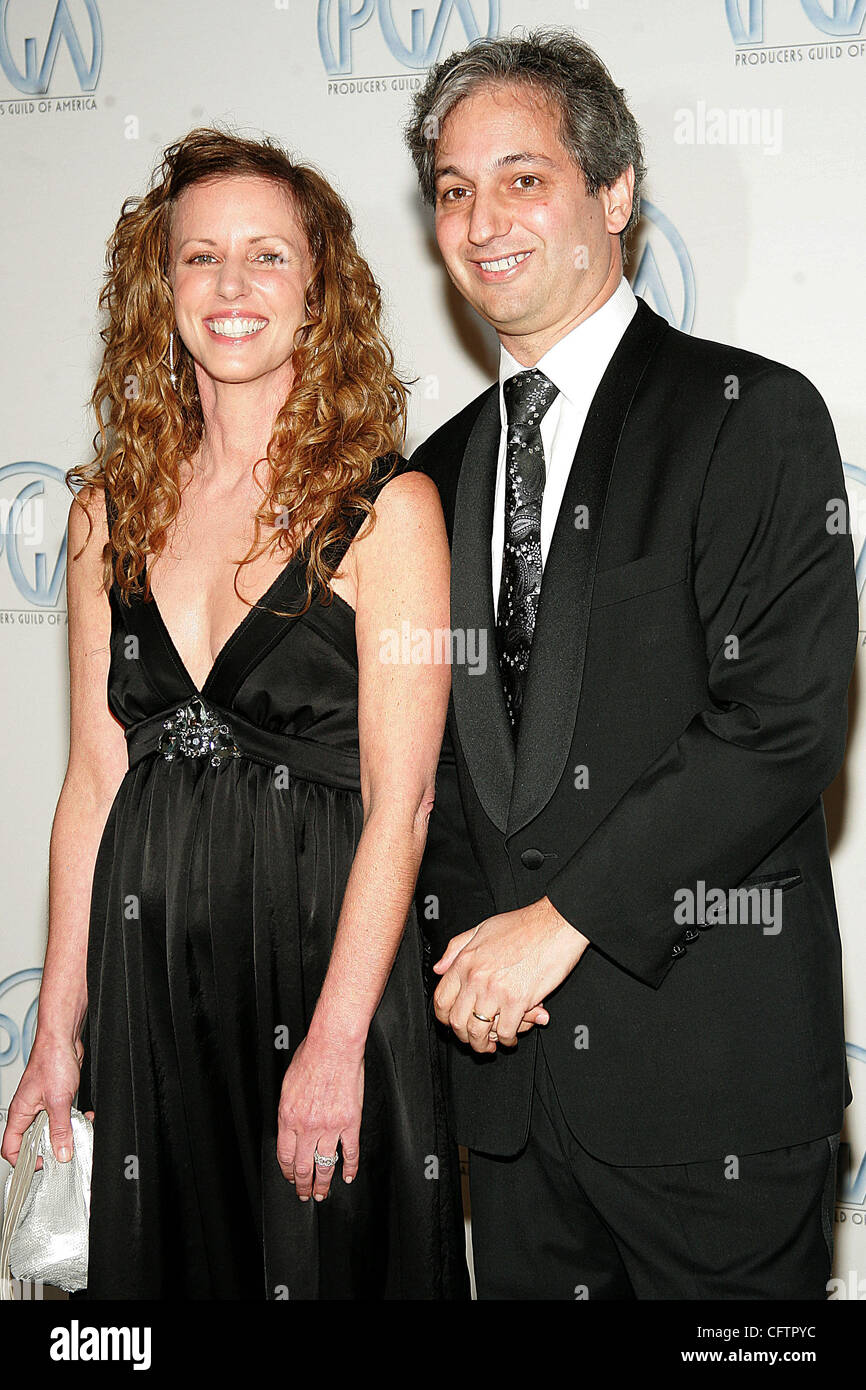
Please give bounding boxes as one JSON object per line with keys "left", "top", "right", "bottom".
{"left": 276, "top": 1036, "right": 364, "bottom": 1202}
{"left": 0, "top": 1034, "right": 94, "bottom": 1171}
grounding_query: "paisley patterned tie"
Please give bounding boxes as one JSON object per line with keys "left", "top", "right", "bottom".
{"left": 495, "top": 368, "right": 560, "bottom": 737}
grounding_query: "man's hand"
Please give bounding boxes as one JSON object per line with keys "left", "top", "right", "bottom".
{"left": 432, "top": 897, "right": 590, "bottom": 1052}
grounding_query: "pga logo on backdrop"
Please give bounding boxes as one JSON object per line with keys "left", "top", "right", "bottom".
{"left": 725, "top": 0, "right": 866, "bottom": 45}
{"left": 828, "top": 1043, "right": 866, "bottom": 1298}
{"left": 630, "top": 202, "right": 696, "bottom": 335}
{"left": 318, "top": 0, "right": 499, "bottom": 75}
{"left": 0, "top": 464, "right": 69, "bottom": 609}
{"left": 841, "top": 463, "right": 866, "bottom": 606}
{"left": 0, "top": 0, "right": 103, "bottom": 96}
{"left": 0, "top": 969, "right": 42, "bottom": 1107}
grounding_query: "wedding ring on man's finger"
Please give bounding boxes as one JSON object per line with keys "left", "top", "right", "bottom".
{"left": 314, "top": 1144, "right": 340, "bottom": 1168}
{"left": 472, "top": 1010, "right": 493, "bottom": 1023}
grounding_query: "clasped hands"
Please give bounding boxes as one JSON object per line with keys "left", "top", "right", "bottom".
{"left": 432, "top": 896, "right": 590, "bottom": 1053}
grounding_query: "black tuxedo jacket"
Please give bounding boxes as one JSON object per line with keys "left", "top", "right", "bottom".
{"left": 412, "top": 295, "right": 859, "bottom": 1163}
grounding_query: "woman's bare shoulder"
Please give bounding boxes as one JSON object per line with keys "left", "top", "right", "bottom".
{"left": 350, "top": 462, "right": 449, "bottom": 611}
{"left": 361, "top": 462, "right": 446, "bottom": 539}
{"left": 66, "top": 482, "right": 112, "bottom": 613}
{"left": 68, "top": 481, "right": 110, "bottom": 553}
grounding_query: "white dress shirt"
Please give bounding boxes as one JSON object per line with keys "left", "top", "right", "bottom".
{"left": 492, "top": 275, "right": 638, "bottom": 607}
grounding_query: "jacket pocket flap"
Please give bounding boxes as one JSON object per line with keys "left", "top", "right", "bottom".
{"left": 592, "top": 542, "right": 691, "bottom": 609}
{"left": 736, "top": 870, "right": 804, "bottom": 893}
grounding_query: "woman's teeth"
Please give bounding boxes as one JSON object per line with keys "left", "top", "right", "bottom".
{"left": 206, "top": 318, "right": 267, "bottom": 337}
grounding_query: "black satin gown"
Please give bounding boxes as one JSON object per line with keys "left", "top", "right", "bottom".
{"left": 73, "top": 455, "right": 469, "bottom": 1300}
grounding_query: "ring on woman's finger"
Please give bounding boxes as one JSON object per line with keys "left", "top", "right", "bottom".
{"left": 314, "top": 1144, "right": 340, "bottom": 1169}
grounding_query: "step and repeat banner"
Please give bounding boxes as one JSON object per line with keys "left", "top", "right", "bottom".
{"left": 0, "top": 0, "right": 864, "bottom": 1298}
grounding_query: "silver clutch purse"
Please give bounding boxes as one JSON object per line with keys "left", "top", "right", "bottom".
{"left": 0, "top": 1107, "right": 93, "bottom": 1298}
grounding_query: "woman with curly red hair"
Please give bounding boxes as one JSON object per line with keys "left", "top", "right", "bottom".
{"left": 1, "top": 127, "right": 469, "bottom": 1299}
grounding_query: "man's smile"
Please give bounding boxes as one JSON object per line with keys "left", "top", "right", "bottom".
{"left": 470, "top": 250, "right": 534, "bottom": 281}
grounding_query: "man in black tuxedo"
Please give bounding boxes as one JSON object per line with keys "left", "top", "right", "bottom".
{"left": 405, "top": 30, "right": 859, "bottom": 1299}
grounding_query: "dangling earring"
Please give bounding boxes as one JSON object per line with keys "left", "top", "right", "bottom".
{"left": 168, "top": 329, "right": 178, "bottom": 388}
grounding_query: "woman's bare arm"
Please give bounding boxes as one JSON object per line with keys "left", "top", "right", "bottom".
{"left": 0, "top": 486, "right": 128, "bottom": 1166}
{"left": 307, "top": 468, "right": 451, "bottom": 1049}
{"left": 276, "top": 468, "right": 451, "bottom": 1199}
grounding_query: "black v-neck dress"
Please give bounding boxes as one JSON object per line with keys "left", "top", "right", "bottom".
{"left": 73, "top": 455, "right": 468, "bottom": 1300}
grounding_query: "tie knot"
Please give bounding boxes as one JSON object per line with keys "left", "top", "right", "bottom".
{"left": 503, "top": 368, "right": 558, "bottom": 432}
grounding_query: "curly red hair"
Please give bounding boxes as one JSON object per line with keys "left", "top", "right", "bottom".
{"left": 67, "top": 125, "right": 408, "bottom": 616}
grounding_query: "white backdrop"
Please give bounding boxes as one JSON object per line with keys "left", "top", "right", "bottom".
{"left": 1, "top": 0, "right": 864, "bottom": 1297}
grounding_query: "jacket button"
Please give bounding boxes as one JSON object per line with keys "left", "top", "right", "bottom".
{"left": 683, "top": 927, "right": 701, "bottom": 943}
{"left": 670, "top": 941, "right": 688, "bottom": 959}
{"left": 520, "top": 848, "right": 545, "bottom": 870}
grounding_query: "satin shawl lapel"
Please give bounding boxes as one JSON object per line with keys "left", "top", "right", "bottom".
{"left": 450, "top": 297, "right": 669, "bottom": 837}
{"left": 449, "top": 383, "right": 514, "bottom": 832}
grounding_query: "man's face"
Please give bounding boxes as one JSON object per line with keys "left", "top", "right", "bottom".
{"left": 433, "top": 82, "right": 630, "bottom": 355}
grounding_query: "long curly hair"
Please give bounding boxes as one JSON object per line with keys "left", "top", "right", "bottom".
{"left": 67, "top": 125, "right": 408, "bottom": 617}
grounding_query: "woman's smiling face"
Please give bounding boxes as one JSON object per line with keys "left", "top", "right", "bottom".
{"left": 169, "top": 174, "right": 313, "bottom": 387}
